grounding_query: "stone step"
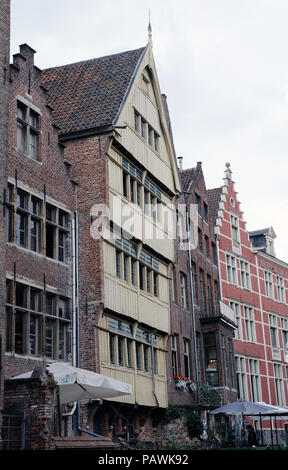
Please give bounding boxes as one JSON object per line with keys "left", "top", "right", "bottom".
{"left": 53, "top": 435, "right": 115, "bottom": 449}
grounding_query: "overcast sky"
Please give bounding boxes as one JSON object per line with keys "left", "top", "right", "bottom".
{"left": 10, "top": 0, "right": 288, "bottom": 262}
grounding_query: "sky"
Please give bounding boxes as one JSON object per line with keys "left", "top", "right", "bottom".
{"left": 10, "top": 0, "right": 288, "bottom": 262}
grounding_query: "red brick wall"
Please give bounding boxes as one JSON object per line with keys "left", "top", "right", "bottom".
{"left": 0, "top": 0, "right": 10, "bottom": 425}
{"left": 63, "top": 134, "right": 111, "bottom": 372}
{"left": 3, "top": 43, "right": 75, "bottom": 381}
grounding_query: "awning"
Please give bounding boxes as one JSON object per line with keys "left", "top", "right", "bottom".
{"left": 11, "top": 362, "right": 132, "bottom": 405}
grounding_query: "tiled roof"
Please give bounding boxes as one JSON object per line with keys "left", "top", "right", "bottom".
{"left": 207, "top": 187, "right": 222, "bottom": 225}
{"left": 179, "top": 168, "right": 196, "bottom": 192}
{"left": 41, "top": 47, "right": 146, "bottom": 135}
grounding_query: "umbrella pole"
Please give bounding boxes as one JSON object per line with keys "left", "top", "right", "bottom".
{"left": 275, "top": 416, "right": 278, "bottom": 447}
{"left": 57, "top": 390, "right": 61, "bottom": 437}
{"left": 270, "top": 416, "right": 273, "bottom": 447}
{"left": 259, "top": 413, "right": 263, "bottom": 446}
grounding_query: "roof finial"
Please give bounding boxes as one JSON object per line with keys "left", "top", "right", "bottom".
{"left": 225, "top": 162, "right": 232, "bottom": 179}
{"left": 148, "top": 11, "right": 153, "bottom": 48}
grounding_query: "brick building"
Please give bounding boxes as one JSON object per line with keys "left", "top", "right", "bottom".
{"left": 167, "top": 160, "right": 237, "bottom": 413}
{"left": 39, "top": 29, "right": 182, "bottom": 441}
{"left": 208, "top": 163, "right": 288, "bottom": 440}
{"left": 0, "top": 0, "right": 10, "bottom": 415}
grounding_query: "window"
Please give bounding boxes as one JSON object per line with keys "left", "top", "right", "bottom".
{"left": 124, "top": 254, "right": 129, "bottom": 283}
{"left": 6, "top": 280, "right": 71, "bottom": 360}
{"left": 205, "top": 236, "right": 210, "bottom": 258}
{"left": 148, "top": 125, "right": 153, "bottom": 146}
{"left": 230, "top": 301, "right": 242, "bottom": 340}
{"left": 180, "top": 273, "right": 187, "bottom": 308}
{"left": 226, "top": 254, "right": 237, "bottom": 285}
{"left": 183, "top": 338, "right": 191, "bottom": 378}
{"left": 116, "top": 250, "right": 122, "bottom": 278}
{"left": 221, "top": 334, "right": 227, "bottom": 386}
{"left": 228, "top": 338, "right": 236, "bottom": 389}
{"left": 203, "top": 202, "right": 208, "bottom": 223}
{"left": 109, "top": 334, "right": 116, "bottom": 364}
{"left": 16, "top": 189, "right": 29, "bottom": 248}
{"left": 231, "top": 214, "right": 239, "bottom": 243}
{"left": 207, "top": 275, "right": 213, "bottom": 316}
{"left": 203, "top": 333, "right": 218, "bottom": 386}
{"left": 264, "top": 271, "right": 274, "bottom": 298}
{"left": 134, "top": 110, "right": 140, "bottom": 132}
{"left": 244, "top": 306, "right": 256, "bottom": 342}
{"left": 141, "top": 117, "right": 146, "bottom": 139}
{"left": 199, "top": 269, "right": 205, "bottom": 314}
{"left": 249, "top": 359, "right": 261, "bottom": 402}
{"left": 274, "top": 364, "right": 285, "bottom": 406}
{"left": 154, "top": 132, "right": 159, "bottom": 152}
{"left": 131, "top": 259, "right": 137, "bottom": 286}
{"left": 133, "top": 109, "right": 159, "bottom": 152}
{"left": 195, "top": 193, "right": 201, "bottom": 214}
{"left": 269, "top": 314, "right": 279, "bottom": 348}
{"left": 198, "top": 228, "right": 203, "bottom": 253}
{"left": 281, "top": 318, "right": 288, "bottom": 357}
{"left": 211, "top": 242, "right": 217, "bottom": 265}
{"left": 276, "top": 276, "right": 285, "bottom": 303}
{"left": 236, "top": 356, "right": 248, "bottom": 399}
{"left": 139, "top": 264, "right": 145, "bottom": 291}
{"left": 7, "top": 184, "right": 70, "bottom": 260}
{"left": 240, "top": 260, "right": 251, "bottom": 290}
{"left": 171, "top": 334, "right": 178, "bottom": 376}
{"left": 17, "top": 100, "right": 40, "bottom": 160}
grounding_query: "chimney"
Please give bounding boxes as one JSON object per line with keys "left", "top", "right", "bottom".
{"left": 19, "top": 44, "right": 36, "bottom": 65}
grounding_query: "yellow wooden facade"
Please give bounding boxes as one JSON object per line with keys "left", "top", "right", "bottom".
{"left": 99, "top": 41, "right": 180, "bottom": 408}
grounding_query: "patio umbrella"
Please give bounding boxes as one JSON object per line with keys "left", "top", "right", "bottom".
{"left": 12, "top": 362, "right": 132, "bottom": 405}
{"left": 209, "top": 399, "right": 277, "bottom": 415}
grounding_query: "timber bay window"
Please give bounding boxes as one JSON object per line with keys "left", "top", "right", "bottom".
{"left": 244, "top": 306, "right": 256, "bottom": 342}
{"left": 226, "top": 254, "right": 237, "bottom": 285}
{"left": 17, "top": 100, "right": 40, "bottom": 160}
{"left": 203, "top": 332, "right": 218, "bottom": 386}
{"left": 114, "top": 238, "right": 160, "bottom": 297}
{"left": 7, "top": 184, "right": 70, "bottom": 261}
{"left": 240, "top": 260, "right": 251, "bottom": 290}
{"left": 107, "top": 316, "right": 159, "bottom": 373}
{"left": 5, "top": 279, "right": 71, "bottom": 359}
{"left": 264, "top": 271, "right": 274, "bottom": 298}
{"left": 122, "top": 158, "right": 163, "bottom": 218}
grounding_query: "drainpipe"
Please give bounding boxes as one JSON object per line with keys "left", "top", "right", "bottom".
{"left": 73, "top": 210, "right": 104, "bottom": 438}
{"left": 184, "top": 194, "right": 199, "bottom": 403}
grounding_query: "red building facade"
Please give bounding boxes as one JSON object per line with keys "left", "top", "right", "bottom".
{"left": 208, "top": 163, "right": 288, "bottom": 410}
